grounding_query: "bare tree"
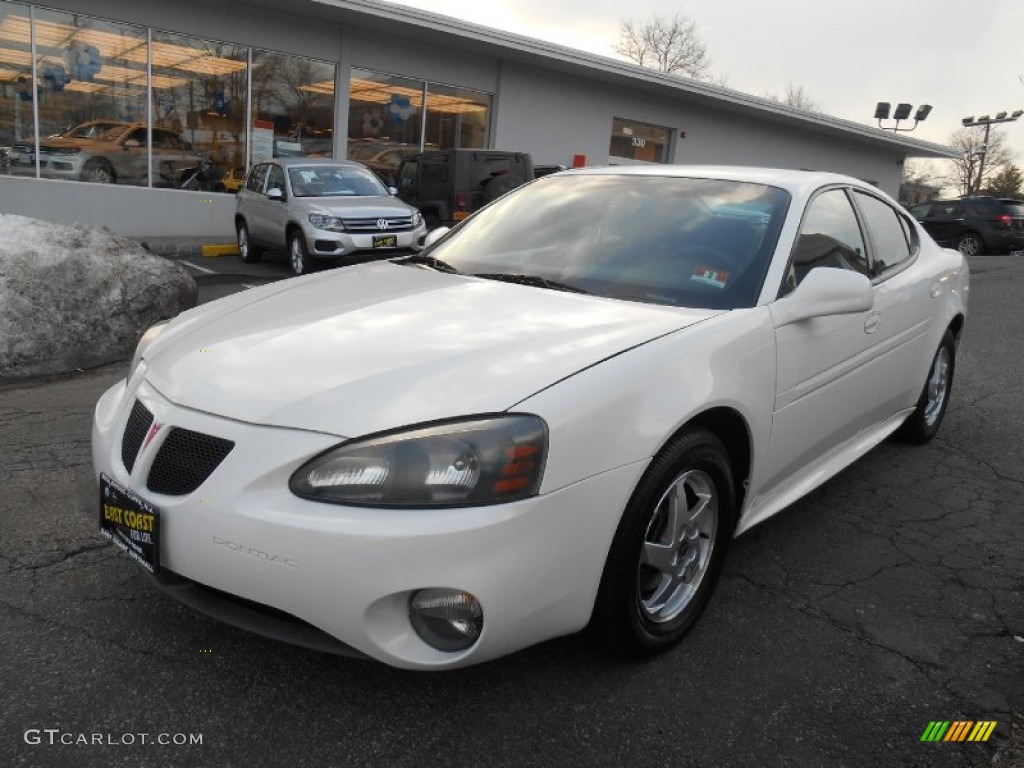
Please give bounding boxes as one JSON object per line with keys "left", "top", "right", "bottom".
{"left": 899, "top": 158, "right": 943, "bottom": 205}
{"left": 763, "top": 83, "right": 821, "bottom": 112}
{"left": 615, "top": 12, "right": 711, "bottom": 80}
{"left": 945, "top": 126, "right": 1014, "bottom": 196}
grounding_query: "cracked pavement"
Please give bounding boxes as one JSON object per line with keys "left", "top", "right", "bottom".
{"left": 0, "top": 255, "right": 1021, "bottom": 767}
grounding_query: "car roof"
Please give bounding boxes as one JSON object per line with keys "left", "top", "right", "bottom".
{"left": 559, "top": 164, "right": 884, "bottom": 197}
{"left": 265, "top": 157, "right": 367, "bottom": 169}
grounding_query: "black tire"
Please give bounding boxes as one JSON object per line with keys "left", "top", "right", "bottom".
{"left": 424, "top": 211, "right": 442, "bottom": 230}
{"left": 288, "top": 230, "right": 312, "bottom": 276}
{"left": 236, "top": 221, "right": 262, "bottom": 263}
{"left": 81, "top": 158, "right": 115, "bottom": 184}
{"left": 956, "top": 232, "right": 985, "bottom": 257}
{"left": 593, "top": 428, "right": 736, "bottom": 659}
{"left": 897, "top": 329, "right": 956, "bottom": 444}
{"left": 482, "top": 174, "right": 524, "bottom": 203}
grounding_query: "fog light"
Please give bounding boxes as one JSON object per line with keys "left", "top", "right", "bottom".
{"left": 409, "top": 588, "right": 483, "bottom": 652}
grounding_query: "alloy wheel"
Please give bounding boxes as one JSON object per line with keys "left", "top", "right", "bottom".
{"left": 637, "top": 468, "right": 718, "bottom": 623}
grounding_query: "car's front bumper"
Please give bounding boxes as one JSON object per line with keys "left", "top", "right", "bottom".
{"left": 303, "top": 222, "right": 428, "bottom": 259}
{"left": 91, "top": 376, "right": 643, "bottom": 670}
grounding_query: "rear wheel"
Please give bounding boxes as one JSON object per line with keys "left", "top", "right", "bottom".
{"left": 898, "top": 330, "right": 956, "bottom": 444}
{"left": 482, "top": 174, "right": 524, "bottom": 203}
{"left": 593, "top": 428, "right": 735, "bottom": 658}
{"left": 956, "top": 232, "right": 984, "bottom": 257}
{"left": 236, "top": 221, "right": 262, "bottom": 263}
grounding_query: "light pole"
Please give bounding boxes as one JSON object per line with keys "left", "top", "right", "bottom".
{"left": 962, "top": 111, "right": 1023, "bottom": 195}
{"left": 875, "top": 102, "right": 932, "bottom": 132}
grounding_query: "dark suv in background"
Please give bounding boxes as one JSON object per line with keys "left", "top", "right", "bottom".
{"left": 396, "top": 149, "right": 534, "bottom": 228}
{"left": 909, "top": 196, "right": 1024, "bottom": 256}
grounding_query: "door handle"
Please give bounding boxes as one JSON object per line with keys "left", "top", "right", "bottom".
{"left": 864, "top": 311, "right": 881, "bottom": 334}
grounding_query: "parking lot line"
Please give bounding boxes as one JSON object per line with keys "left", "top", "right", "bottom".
{"left": 181, "top": 261, "right": 216, "bottom": 275}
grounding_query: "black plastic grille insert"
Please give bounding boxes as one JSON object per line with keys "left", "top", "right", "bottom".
{"left": 146, "top": 428, "right": 234, "bottom": 496}
{"left": 121, "top": 400, "right": 154, "bottom": 474}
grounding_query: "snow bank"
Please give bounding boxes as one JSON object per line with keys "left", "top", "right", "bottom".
{"left": 0, "top": 214, "right": 197, "bottom": 379}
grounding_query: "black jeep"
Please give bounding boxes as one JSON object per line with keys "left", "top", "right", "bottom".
{"left": 395, "top": 149, "right": 534, "bottom": 228}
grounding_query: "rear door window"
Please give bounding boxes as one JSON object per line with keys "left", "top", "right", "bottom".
{"left": 854, "top": 191, "right": 913, "bottom": 276}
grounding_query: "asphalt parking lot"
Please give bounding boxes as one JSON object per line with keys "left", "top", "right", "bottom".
{"left": 1, "top": 252, "right": 1022, "bottom": 768}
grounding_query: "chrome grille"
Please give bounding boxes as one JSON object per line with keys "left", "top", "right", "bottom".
{"left": 121, "top": 400, "right": 154, "bottom": 474}
{"left": 342, "top": 215, "right": 414, "bottom": 233}
{"left": 146, "top": 428, "right": 234, "bottom": 496}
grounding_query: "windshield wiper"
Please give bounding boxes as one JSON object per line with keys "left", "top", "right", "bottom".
{"left": 472, "top": 272, "right": 590, "bottom": 294}
{"left": 393, "top": 253, "right": 462, "bottom": 274}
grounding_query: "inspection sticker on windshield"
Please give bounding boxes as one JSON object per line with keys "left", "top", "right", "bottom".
{"left": 691, "top": 266, "right": 730, "bottom": 288}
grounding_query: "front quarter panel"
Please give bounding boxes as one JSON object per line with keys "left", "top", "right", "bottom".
{"left": 517, "top": 307, "right": 776, "bottom": 520}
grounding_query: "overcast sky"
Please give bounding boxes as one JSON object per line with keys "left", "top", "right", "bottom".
{"left": 387, "top": 0, "right": 1024, "bottom": 157}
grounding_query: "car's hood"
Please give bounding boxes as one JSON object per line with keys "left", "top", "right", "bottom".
{"left": 303, "top": 196, "right": 413, "bottom": 217}
{"left": 144, "top": 262, "right": 719, "bottom": 437}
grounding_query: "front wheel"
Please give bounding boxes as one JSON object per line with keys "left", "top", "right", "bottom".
{"left": 897, "top": 329, "right": 956, "bottom": 444}
{"left": 236, "top": 222, "right": 262, "bottom": 263}
{"left": 288, "top": 231, "right": 312, "bottom": 276}
{"left": 593, "top": 428, "right": 735, "bottom": 659}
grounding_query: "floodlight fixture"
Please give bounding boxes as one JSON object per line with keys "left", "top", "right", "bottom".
{"left": 876, "top": 101, "right": 932, "bottom": 131}
{"left": 893, "top": 103, "right": 913, "bottom": 120}
{"left": 960, "top": 109, "right": 1024, "bottom": 194}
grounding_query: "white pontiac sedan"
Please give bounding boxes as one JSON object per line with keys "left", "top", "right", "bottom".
{"left": 92, "top": 167, "right": 968, "bottom": 670}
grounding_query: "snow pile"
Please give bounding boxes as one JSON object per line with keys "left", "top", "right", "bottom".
{"left": 0, "top": 214, "right": 197, "bottom": 379}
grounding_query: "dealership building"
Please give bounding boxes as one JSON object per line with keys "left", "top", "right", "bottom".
{"left": 0, "top": 0, "right": 957, "bottom": 238}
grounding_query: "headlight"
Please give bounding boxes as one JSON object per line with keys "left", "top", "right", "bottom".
{"left": 412, "top": 210, "right": 423, "bottom": 227}
{"left": 290, "top": 415, "right": 547, "bottom": 507}
{"left": 129, "top": 320, "right": 168, "bottom": 378}
{"left": 308, "top": 213, "right": 346, "bottom": 232}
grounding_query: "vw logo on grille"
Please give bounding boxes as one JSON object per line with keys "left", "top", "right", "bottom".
{"left": 376, "top": 218, "right": 389, "bottom": 230}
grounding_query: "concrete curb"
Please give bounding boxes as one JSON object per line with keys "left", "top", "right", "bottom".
{"left": 138, "top": 237, "right": 235, "bottom": 260}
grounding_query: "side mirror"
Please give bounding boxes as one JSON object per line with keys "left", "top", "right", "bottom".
{"left": 423, "top": 226, "right": 450, "bottom": 247}
{"left": 267, "top": 187, "right": 284, "bottom": 201}
{"left": 771, "top": 267, "right": 874, "bottom": 327}
{"left": 388, "top": 186, "right": 399, "bottom": 196}
{"left": 123, "top": 139, "right": 140, "bottom": 150}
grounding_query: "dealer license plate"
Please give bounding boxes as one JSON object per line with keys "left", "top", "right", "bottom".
{"left": 372, "top": 234, "right": 398, "bottom": 248}
{"left": 99, "top": 473, "right": 160, "bottom": 573}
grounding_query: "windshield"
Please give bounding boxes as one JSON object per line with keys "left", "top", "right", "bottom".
{"left": 288, "top": 166, "right": 388, "bottom": 198}
{"left": 426, "top": 174, "right": 790, "bottom": 309}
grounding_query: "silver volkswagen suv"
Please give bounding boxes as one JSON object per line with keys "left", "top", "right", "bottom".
{"left": 235, "top": 157, "right": 427, "bottom": 276}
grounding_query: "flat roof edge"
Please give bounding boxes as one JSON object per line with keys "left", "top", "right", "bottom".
{"left": 308, "top": 0, "right": 957, "bottom": 158}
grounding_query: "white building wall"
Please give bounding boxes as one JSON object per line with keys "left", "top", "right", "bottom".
{"left": 495, "top": 62, "right": 903, "bottom": 196}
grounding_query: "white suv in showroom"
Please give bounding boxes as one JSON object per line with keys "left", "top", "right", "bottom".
{"left": 235, "top": 157, "right": 427, "bottom": 276}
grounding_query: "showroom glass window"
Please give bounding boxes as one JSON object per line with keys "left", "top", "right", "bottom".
{"left": 250, "top": 50, "right": 336, "bottom": 162}
{"left": 348, "top": 68, "right": 492, "bottom": 182}
{"left": 1, "top": 5, "right": 149, "bottom": 185}
{"left": 150, "top": 31, "right": 247, "bottom": 191}
{"left": 423, "top": 83, "right": 490, "bottom": 152}
{"left": 347, "top": 69, "right": 424, "bottom": 180}
{"left": 609, "top": 117, "right": 672, "bottom": 164}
